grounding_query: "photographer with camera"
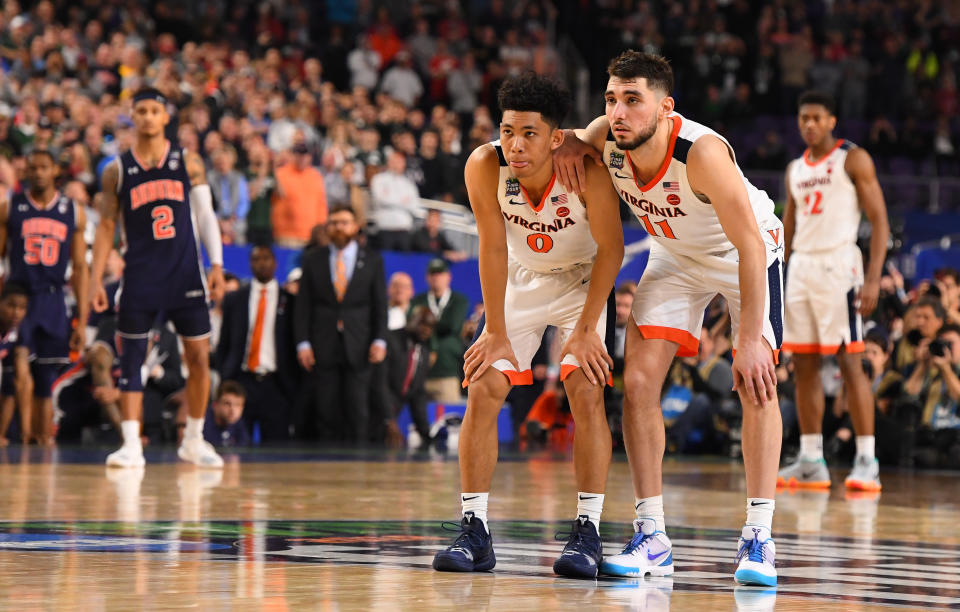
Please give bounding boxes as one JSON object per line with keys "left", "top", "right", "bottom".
{"left": 894, "top": 298, "right": 945, "bottom": 371}
{"left": 895, "top": 322, "right": 960, "bottom": 465}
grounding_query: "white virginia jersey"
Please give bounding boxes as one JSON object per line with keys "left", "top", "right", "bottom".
{"left": 787, "top": 139, "right": 860, "bottom": 254}
{"left": 492, "top": 140, "right": 597, "bottom": 273}
{"left": 604, "top": 112, "right": 779, "bottom": 257}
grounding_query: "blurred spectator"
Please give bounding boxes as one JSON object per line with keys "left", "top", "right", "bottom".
{"left": 294, "top": 205, "right": 387, "bottom": 443}
{"left": 411, "top": 209, "right": 468, "bottom": 261}
{"left": 370, "top": 149, "right": 420, "bottom": 250}
{"left": 203, "top": 380, "right": 250, "bottom": 448}
{"left": 347, "top": 35, "right": 381, "bottom": 90}
{"left": 895, "top": 298, "right": 945, "bottom": 370}
{"left": 385, "top": 305, "right": 437, "bottom": 446}
{"left": 272, "top": 143, "right": 327, "bottom": 248}
{"left": 387, "top": 272, "right": 414, "bottom": 331}
{"left": 612, "top": 283, "right": 635, "bottom": 381}
{"left": 208, "top": 145, "right": 250, "bottom": 245}
{"left": 245, "top": 144, "right": 275, "bottom": 246}
{"left": 380, "top": 50, "right": 423, "bottom": 109}
{"left": 746, "top": 131, "right": 789, "bottom": 171}
{"left": 216, "top": 246, "right": 295, "bottom": 443}
{"left": 410, "top": 258, "right": 468, "bottom": 405}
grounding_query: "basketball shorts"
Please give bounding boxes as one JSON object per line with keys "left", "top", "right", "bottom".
{"left": 782, "top": 245, "right": 864, "bottom": 355}
{"left": 117, "top": 303, "right": 211, "bottom": 340}
{"left": 631, "top": 223, "right": 784, "bottom": 359}
{"left": 480, "top": 260, "right": 609, "bottom": 385}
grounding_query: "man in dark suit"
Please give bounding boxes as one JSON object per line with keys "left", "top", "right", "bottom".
{"left": 386, "top": 305, "right": 436, "bottom": 445}
{"left": 295, "top": 204, "right": 388, "bottom": 443}
{"left": 216, "top": 245, "right": 296, "bottom": 442}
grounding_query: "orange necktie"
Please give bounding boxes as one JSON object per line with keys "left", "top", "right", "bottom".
{"left": 334, "top": 250, "right": 348, "bottom": 301}
{"left": 247, "top": 286, "right": 267, "bottom": 372}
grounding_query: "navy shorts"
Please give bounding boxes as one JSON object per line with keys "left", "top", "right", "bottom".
{"left": 117, "top": 303, "right": 212, "bottom": 340}
{"left": 19, "top": 290, "right": 69, "bottom": 363}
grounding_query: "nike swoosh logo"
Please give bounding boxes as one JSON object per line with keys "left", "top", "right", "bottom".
{"left": 581, "top": 278, "right": 590, "bottom": 285}
{"left": 462, "top": 496, "right": 479, "bottom": 501}
{"left": 750, "top": 501, "right": 770, "bottom": 506}
{"left": 801, "top": 472, "right": 818, "bottom": 480}
{"left": 614, "top": 172, "right": 630, "bottom": 179}
{"left": 578, "top": 495, "right": 597, "bottom": 500}
{"left": 508, "top": 199, "right": 525, "bottom": 205}
{"left": 647, "top": 550, "right": 667, "bottom": 562}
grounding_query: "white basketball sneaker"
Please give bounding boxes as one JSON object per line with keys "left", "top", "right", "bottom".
{"left": 177, "top": 437, "right": 224, "bottom": 468}
{"left": 844, "top": 455, "right": 881, "bottom": 491}
{"left": 599, "top": 519, "right": 674, "bottom": 577}
{"left": 776, "top": 457, "right": 831, "bottom": 489}
{"left": 106, "top": 444, "right": 146, "bottom": 468}
{"left": 734, "top": 526, "right": 777, "bottom": 586}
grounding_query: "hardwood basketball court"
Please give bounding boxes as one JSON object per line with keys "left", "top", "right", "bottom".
{"left": 0, "top": 447, "right": 956, "bottom": 610}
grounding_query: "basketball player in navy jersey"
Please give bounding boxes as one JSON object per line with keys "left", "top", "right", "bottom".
{"left": 92, "top": 87, "right": 225, "bottom": 468}
{"left": 0, "top": 282, "right": 29, "bottom": 445}
{"left": 0, "top": 150, "right": 88, "bottom": 446}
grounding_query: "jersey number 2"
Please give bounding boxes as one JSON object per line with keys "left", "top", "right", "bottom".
{"left": 803, "top": 191, "right": 824, "bottom": 215}
{"left": 152, "top": 205, "right": 176, "bottom": 240}
{"left": 24, "top": 236, "right": 60, "bottom": 266}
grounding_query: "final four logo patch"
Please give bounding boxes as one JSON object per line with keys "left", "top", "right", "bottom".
{"left": 505, "top": 178, "right": 521, "bottom": 197}
{"left": 609, "top": 151, "right": 625, "bottom": 169}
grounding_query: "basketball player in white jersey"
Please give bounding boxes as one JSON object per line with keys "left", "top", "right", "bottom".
{"left": 555, "top": 51, "right": 784, "bottom": 586}
{"left": 432, "top": 73, "right": 623, "bottom": 579}
{"left": 777, "top": 91, "right": 889, "bottom": 491}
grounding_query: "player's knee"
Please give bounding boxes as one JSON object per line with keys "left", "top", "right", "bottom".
{"left": 467, "top": 371, "right": 510, "bottom": 409}
{"left": 565, "top": 380, "right": 603, "bottom": 416}
{"left": 623, "top": 369, "right": 662, "bottom": 409}
{"left": 182, "top": 344, "right": 210, "bottom": 373}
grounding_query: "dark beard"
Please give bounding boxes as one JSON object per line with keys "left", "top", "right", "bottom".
{"left": 614, "top": 120, "right": 658, "bottom": 151}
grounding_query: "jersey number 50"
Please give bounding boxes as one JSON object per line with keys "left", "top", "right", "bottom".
{"left": 24, "top": 236, "right": 60, "bottom": 266}
{"left": 152, "top": 205, "right": 176, "bottom": 240}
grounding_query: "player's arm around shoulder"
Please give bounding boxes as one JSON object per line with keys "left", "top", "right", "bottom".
{"left": 555, "top": 115, "right": 609, "bottom": 195}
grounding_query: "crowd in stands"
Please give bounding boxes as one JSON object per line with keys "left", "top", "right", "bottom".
{"left": 0, "top": 1, "right": 958, "bottom": 465}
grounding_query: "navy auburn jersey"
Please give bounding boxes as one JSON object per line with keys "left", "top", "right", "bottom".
{"left": 6, "top": 190, "right": 76, "bottom": 293}
{"left": 115, "top": 143, "right": 206, "bottom": 309}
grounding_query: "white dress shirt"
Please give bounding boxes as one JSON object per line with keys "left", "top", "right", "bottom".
{"left": 243, "top": 278, "right": 279, "bottom": 374}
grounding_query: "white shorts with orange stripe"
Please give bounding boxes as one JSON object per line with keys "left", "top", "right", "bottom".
{"left": 783, "top": 245, "right": 864, "bottom": 355}
{"left": 489, "top": 259, "right": 608, "bottom": 384}
{"left": 631, "top": 223, "right": 784, "bottom": 358}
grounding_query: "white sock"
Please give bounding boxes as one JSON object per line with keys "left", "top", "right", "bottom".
{"left": 800, "top": 433, "right": 823, "bottom": 460}
{"left": 184, "top": 416, "right": 204, "bottom": 441}
{"left": 576, "top": 492, "right": 604, "bottom": 530}
{"left": 635, "top": 495, "right": 665, "bottom": 533}
{"left": 461, "top": 492, "right": 489, "bottom": 532}
{"left": 746, "top": 498, "right": 775, "bottom": 531}
{"left": 121, "top": 420, "right": 141, "bottom": 450}
{"left": 855, "top": 435, "right": 875, "bottom": 459}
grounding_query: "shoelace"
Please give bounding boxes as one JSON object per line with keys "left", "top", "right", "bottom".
{"left": 622, "top": 529, "right": 654, "bottom": 555}
{"left": 737, "top": 535, "right": 767, "bottom": 564}
{"left": 440, "top": 520, "right": 486, "bottom": 552}
{"left": 554, "top": 520, "right": 601, "bottom": 556}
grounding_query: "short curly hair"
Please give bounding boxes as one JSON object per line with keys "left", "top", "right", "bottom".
{"left": 798, "top": 90, "right": 836, "bottom": 116}
{"left": 607, "top": 51, "right": 673, "bottom": 96}
{"left": 497, "top": 72, "right": 571, "bottom": 128}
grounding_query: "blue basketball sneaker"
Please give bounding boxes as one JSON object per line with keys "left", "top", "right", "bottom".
{"left": 734, "top": 526, "right": 777, "bottom": 586}
{"left": 599, "top": 519, "right": 674, "bottom": 577}
{"left": 432, "top": 512, "right": 496, "bottom": 572}
{"left": 553, "top": 516, "right": 604, "bottom": 579}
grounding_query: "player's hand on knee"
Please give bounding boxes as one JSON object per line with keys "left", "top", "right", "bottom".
{"left": 553, "top": 135, "right": 603, "bottom": 195}
{"left": 732, "top": 339, "right": 777, "bottom": 406}
{"left": 91, "top": 283, "right": 108, "bottom": 313}
{"left": 561, "top": 329, "right": 611, "bottom": 386}
{"left": 463, "top": 331, "right": 518, "bottom": 383}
